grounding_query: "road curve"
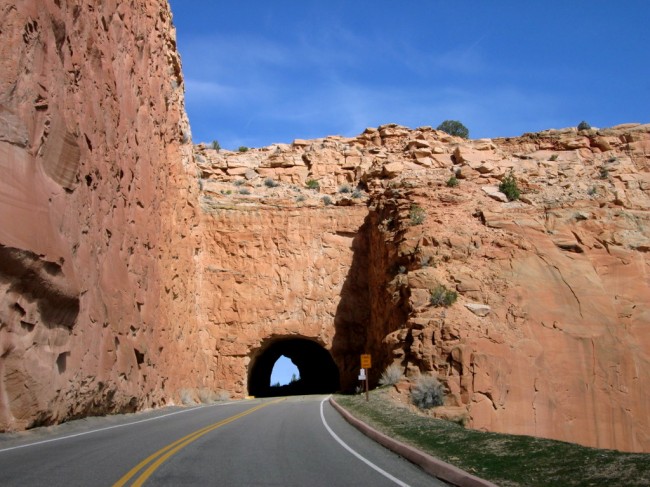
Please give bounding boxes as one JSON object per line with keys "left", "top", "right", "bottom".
{"left": 0, "top": 395, "right": 447, "bottom": 486}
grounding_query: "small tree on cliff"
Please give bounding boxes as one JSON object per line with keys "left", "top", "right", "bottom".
{"left": 499, "top": 170, "right": 520, "bottom": 201}
{"left": 577, "top": 121, "right": 591, "bottom": 131}
{"left": 437, "top": 120, "right": 469, "bottom": 139}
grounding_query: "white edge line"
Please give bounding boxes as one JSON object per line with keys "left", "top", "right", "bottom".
{"left": 0, "top": 401, "right": 237, "bottom": 454}
{"left": 320, "top": 396, "right": 411, "bottom": 487}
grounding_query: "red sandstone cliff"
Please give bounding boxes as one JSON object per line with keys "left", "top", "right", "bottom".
{"left": 363, "top": 126, "right": 650, "bottom": 453}
{"left": 195, "top": 123, "right": 649, "bottom": 452}
{"left": 0, "top": 0, "right": 201, "bottom": 429}
{"left": 0, "top": 0, "right": 648, "bottom": 456}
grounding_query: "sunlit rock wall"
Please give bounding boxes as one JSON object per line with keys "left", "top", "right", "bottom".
{"left": 1, "top": 0, "right": 648, "bottom": 456}
{"left": 0, "top": 0, "right": 200, "bottom": 430}
{"left": 197, "top": 122, "right": 649, "bottom": 452}
{"left": 197, "top": 203, "right": 369, "bottom": 396}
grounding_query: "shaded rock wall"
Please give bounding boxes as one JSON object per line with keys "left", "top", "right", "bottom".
{"left": 0, "top": 0, "right": 200, "bottom": 429}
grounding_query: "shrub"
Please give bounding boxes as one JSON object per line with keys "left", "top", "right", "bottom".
{"left": 577, "top": 121, "right": 591, "bottom": 131}
{"left": 198, "top": 388, "right": 217, "bottom": 404}
{"left": 338, "top": 184, "right": 351, "bottom": 193}
{"left": 446, "top": 175, "right": 459, "bottom": 187}
{"left": 233, "top": 179, "right": 245, "bottom": 186}
{"left": 352, "top": 189, "right": 363, "bottom": 199}
{"left": 409, "top": 204, "right": 426, "bottom": 225}
{"left": 239, "top": 188, "right": 250, "bottom": 195}
{"left": 411, "top": 375, "right": 444, "bottom": 409}
{"left": 587, "top": 186, "right": 597, "bottom": 196}
{"left": 306, "top": 179, "right": 320, "bottom": 190}
{"left": 179, "top": 389, "right": 196, "bottom": 405}
{"left": 436, "top": 120, "right": 469, "bottom": 139}
{"left": 499, "top": 170, "right": 520, "bottom": 201}
{"left": 430, "top": 284, "right": 457, "bottom": 307}
{"left": 296, "top": 194, "right": 306, "bottom": 202}
{"left": 379, "top": 364, "right": 404, "bottom": 387}
{"left": 238, "top": 146, "right": 249, "bottom": 153}
{"left": 549, "top": 154, "right": 558, "bottom": 161}
{"left": 322, "top": 195, "right": 332, "bottom": 206}
{"left": 599, "top": 166, "right": 609, "bottom": 179}
{"left": 211, "top": 140, "right": 221, "bottom": 152}
{"left": 264, "top": 178, "right": 279, "bottom": 188}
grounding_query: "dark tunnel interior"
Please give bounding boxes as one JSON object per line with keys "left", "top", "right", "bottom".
{"left": 248, "top": 338, "right": 340, "bottom": 397}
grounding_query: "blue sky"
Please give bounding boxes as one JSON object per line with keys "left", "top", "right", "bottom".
{"left": 168, "top": 1, "right": 649, "bottom": 150}
{"left": 271, "top": 356, "right": 299, "bottom": 386}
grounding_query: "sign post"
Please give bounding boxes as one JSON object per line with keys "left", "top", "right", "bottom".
{"left": 360, "top": 354, "right": 371, "bottom": 401}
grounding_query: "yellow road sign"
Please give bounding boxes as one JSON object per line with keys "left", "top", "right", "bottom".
{"left": 361, "top": 354, "right": 372, "bottom": 369}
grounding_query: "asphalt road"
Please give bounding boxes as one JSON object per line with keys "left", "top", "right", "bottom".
{"left": 0, "top": 395, "right": 448, "bottom": 486}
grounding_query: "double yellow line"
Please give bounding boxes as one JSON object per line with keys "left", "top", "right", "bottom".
{"left": 113, "top": 399, "right": 283, "bottom": 487}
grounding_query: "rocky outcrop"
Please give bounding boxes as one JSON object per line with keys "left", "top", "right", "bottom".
{"left": 195, "top": 122, "right": 649, "bottom": 452}
{"left": 0, "top": 0, "right": 200, "bottom": 430}
{"left": 1, "top": 0, "right": 648, "bottom": 455}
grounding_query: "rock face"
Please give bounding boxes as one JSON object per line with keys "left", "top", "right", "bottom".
{"left": 195, "top": 123, "right": 650, "bottom": 453}
{"left": 362, "top": 127, "right": 650, "bottom": 453}
{"left": 0, "top": 0, "right": 648, "bottom": 455}
{"left": 198, "top": 205, "right": 369, "bottom": 396}
{"left": 0, "top": 0, "right": 201, "bottom": 429}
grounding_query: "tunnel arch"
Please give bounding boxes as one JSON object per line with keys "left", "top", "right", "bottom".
{"left": 248, "top": 337, "right": 340, "bottom": 397}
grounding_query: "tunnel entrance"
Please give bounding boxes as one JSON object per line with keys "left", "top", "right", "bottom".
{"left": 248, "top": 337, "right": 340, "bottom": 397}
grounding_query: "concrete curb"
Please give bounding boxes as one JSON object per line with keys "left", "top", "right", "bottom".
{"left": 329, "top": 397, "right": 498, "bottom": 487}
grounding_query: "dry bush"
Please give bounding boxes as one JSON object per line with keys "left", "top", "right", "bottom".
{"left": 410, "top": 375, "right": 444, "bottom": 409}
{"left": 379, "top": 364, "right": 404, "bottom": 386}
{"left": 179, "top": 389, "right": 196, "bottom": 405}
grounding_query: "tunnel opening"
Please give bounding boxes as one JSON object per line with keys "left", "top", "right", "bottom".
{"left": 248, "top": 337, "right": 340, "bottom": 397}
{"left": 271, "top": 355, "right": 300, "bottom": 386}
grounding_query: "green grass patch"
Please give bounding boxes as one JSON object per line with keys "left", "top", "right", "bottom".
{"left": 429, "top": 284, "right": 457, "bottom": 307}
{"left": 409, "top": 204, "right": 426, "bottom": 225}
{"left": 335, "top": 390, "right": 650, "bottom": 487}
{"left": 499, "top": 171, "right": 520, "bottom": 201}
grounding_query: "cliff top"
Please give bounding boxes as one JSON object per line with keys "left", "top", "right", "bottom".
{"left": 194, "top": 122, "right": 650, "bottom": 213}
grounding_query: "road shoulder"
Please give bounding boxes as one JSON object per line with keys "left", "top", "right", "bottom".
{"left": 329, "top": 396, "right": 497, "bottom": 487}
